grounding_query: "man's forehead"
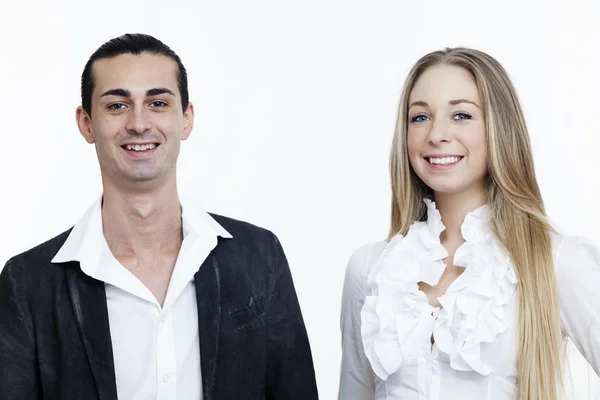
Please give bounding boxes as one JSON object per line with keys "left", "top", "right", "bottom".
{"left": 92, "top": 53, "right": 179, "bottom": 95}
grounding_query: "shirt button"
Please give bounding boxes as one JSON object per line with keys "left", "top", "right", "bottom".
{"left": 163, "top": 374, "right": 170, "bottom": 383}
{"left": 160, "top": 315, "right": 167, "bottom": 323}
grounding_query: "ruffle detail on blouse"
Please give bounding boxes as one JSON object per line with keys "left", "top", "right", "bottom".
{"left": 434, "top": 206, "right": 517, "bottom": 375}
{"left": 360, "top": 199, "right": 446, "bottom": 380}
{"left": 360, "top": 199, "right": 517, "bottom": 380}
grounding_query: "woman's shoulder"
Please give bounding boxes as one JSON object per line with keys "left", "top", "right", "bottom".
{"left": 343, "top": 240, "right": 389, "bottom": 293}
{"left": 550, "top": 232, "right": 600, "bottom": 273}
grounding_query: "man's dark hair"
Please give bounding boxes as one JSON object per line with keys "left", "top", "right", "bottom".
{"left": 81, "top": 33, "right": 189, "bottom": 116}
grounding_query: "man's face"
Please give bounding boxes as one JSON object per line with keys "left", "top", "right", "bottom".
{"left": 77, "top": 53, "right": 193, "bottom": 188}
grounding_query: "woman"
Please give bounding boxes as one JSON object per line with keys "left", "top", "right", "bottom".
{"left": 338, "top": 47, "right": 600, "bottom": 400}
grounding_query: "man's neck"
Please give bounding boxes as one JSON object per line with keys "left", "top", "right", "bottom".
{"left": 101, "top": 181, "right": 183, "bottom": 259}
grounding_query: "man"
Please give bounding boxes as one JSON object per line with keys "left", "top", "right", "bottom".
{"left": 0, "top": 33, "right": 318, "bottom": 399}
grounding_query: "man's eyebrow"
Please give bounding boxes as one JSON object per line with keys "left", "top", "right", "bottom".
{"left": 147, "top": 88, "right": 176, "bottom": 97}
{"left": 100, "top": 88, "right": 131, "bottom": 98}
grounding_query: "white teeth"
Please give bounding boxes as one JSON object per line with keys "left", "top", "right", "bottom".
{"left": 428, "top": 156, "right": 461, "bottom": 165}
{"left": 125, "top": 143, "right": 157, "bottom": 151}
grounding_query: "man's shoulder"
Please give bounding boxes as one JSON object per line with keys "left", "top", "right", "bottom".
{"left": 209, "top": 213, "right": 276, "bottom": 241}
{"left": 5, "top": 228, "right": 73, "bottom": 270}
{"left": 207, "top": 213, "right": 285, "bottom": 260}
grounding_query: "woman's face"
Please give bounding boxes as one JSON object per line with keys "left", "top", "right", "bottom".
{"left": 407, "top": 65, "right": 488, "bottom": 198}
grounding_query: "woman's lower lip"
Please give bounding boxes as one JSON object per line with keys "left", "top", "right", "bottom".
{"left": 425, "top": 158, "right": 463, "bottom": 170}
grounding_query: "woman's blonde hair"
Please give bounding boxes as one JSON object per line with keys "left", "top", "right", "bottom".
{"left": 389, "top": 48, "right": 562, "bottom": 400}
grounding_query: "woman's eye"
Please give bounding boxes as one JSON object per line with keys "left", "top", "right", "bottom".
{"left": 410, "top": 114, "right": 430, "bottom": 123}
{"left": 453, "top": 112, "right": 472, "bottom": 121}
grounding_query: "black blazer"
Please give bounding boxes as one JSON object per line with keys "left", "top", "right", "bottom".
{"left": 0, "top": 214, "right": 318, "bottom": 399}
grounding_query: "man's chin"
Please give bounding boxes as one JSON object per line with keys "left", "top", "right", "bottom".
{"left": 111, "top": 170, "right": 163, "bottom": 186}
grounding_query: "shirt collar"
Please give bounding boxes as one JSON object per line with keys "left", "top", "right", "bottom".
{"left": 51, "top": 193, "right": 232, "bottom": 269}
{"left": 179, "top": 192, "right": 232, "bottom": 240}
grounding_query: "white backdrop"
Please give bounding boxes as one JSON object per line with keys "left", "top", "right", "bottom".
{"left": 1, "top": 0, "right": 599, "bottom": 398}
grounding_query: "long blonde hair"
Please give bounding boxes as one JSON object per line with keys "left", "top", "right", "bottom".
{"left": 389, "top": 48, "right": 562, "bottom": 400}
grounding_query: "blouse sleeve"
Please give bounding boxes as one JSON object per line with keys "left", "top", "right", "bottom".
{"left": 555, "top": 235, "right": 600, "bottom": 375}
{"left": 338, "top": 243, "right": 380, "bottom": 400}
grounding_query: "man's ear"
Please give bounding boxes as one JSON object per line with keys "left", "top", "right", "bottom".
{"left": 181, "top": 102, "right": 194, "bottom": 141}
{"left": 76, "top": 106, "right": 95, "bottom": 144}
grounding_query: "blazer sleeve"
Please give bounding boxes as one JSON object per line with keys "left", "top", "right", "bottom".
{"left": 0, "top": 258, "right": 42, "bottom": 399}
{"left": 265, "top": 234, "right": 319, "bottom": 399}
{"left": 338, "top": 244, "right": 376, "bottom": 400}
{"left": 555, "top": 235, "right": 600, "bottom": 375}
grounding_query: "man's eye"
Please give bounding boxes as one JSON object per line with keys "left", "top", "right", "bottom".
{"left": 410, "top": 114, "right": 429, "bottom": 123}
{"left": 150, "top": 101, "right": 168, "bottom": 107}
{"left": 108, "top": 103, "right": 127, "bottom": 111}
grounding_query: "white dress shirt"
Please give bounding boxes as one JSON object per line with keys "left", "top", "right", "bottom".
{"left": 52, "top": 194, "right": 232, "bottom": 400}
{"left": 339, "top": 199, "right": 600, "bottom": 400}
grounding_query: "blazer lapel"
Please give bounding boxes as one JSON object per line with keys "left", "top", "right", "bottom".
{"left": 66, "top": 263, "right": 118, "bottom": 400}
{"left": 194, "top": 251, "right": 222, "bottom": 400}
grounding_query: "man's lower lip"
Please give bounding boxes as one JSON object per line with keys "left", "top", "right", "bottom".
{"left": 122, "top": 146, "right": 159, "bottom": 156}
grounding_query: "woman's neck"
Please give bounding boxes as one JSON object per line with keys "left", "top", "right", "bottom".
{"left": 433, "top": 189, "right": 487, "bottom": 245}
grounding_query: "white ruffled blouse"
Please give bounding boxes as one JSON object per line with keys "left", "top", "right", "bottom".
{"left": 339, "top": 199, "right": 600, "bottom": 400}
